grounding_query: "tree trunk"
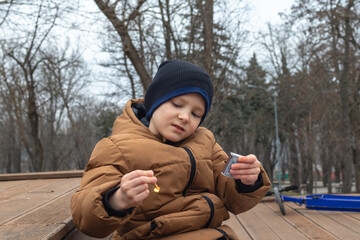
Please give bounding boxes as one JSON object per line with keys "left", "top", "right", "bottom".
{"left": 352, "top": 147, "right": 360, "bottom": 192}
{"left": 307, "top": 155, "right": 314, "bottom": 194}
{"left": 159, "top": 0, "right": 172, "bottom": 59}
{"left": 289, "top": 128, "right": 300, "bottom": 192}
{"left": 10, "top": 117, "right": 21, "bottom": 173}
{"left": 351, "top": 55, "right": 360, "bottom": 192}
{"left": 337, "top": 0, "right": 354, "bottom": 193}
{"left": 56, "top": 77, "right": 88, "bottom": 169}
{"left": 26, "top": 75, "right": 44, "bottom": 171}
{"left": 94, "top": 0, "right": 152, "bottom": 91}
{"left": 322, "top": 147, "right": 332, "bottom": 193}
{"left": 262, "top": 142, "right": 273, "bottom": 183}
{"left": 203, "top": 0, "right": 213, "bottom": 74}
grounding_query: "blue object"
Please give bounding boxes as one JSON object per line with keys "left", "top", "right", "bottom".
{"left": 281, "top": 194, "right": 360, "bottom": 212}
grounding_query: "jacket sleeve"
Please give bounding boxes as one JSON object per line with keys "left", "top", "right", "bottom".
{"left": 211, "top": 142, "right": 271, "bottom": 215}
{"left": 71, "top": 138, "right": 135, "bottom": 238}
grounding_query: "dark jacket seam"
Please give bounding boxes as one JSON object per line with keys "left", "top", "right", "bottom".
{"left": 201, "top": 195, "right": 214, "bottom": 228}
{"left": 182, "top": 147, "right": 196, "bottom": 196}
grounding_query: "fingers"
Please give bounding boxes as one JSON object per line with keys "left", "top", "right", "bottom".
{"left": 230, "top": 154, "right": 261, "bottom": 185}
{"left": 121, "top": 170, "right": 157, "bottom": 192}
{"left": 120, "top": 184, "right": 150, "bottom": 208}
{"left": 122, "top": 169, "right": 155, "bottom": 182}
{"left": 231, "top": 154, "right": 259, "bottom": 168}
{"left": 236, "top": 154, "right": 258, "bottom": 164}
{"left": 230, "top": 167, "right": 260, "bottom": 176}
{"left": 112, "top": 170, "right": 158, "bottom": 210}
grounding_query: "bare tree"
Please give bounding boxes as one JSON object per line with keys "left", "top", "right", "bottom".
{"left": 2, "top": 1, "right": 62, "bottom": 171}
{"left": 43, "top": 42, "right": 90, "bottom": 169}
{"left": 260, "top": 0, "right": 360, "bottom": 193}
{"left": 0, "top": 67, "right": 22, "bottom": 173}
{"left": 94, "top": 0, "right": 152, "bottom": 91}
{"left": 0, "top": 0, "right": 13, "bottom": 27}
{"left": 0, "top": 0, "right": 96, "bottom": 172}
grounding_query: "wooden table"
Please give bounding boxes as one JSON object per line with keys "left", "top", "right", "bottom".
{"left": 1, "top": 171, "right": 359, "bottom": 240}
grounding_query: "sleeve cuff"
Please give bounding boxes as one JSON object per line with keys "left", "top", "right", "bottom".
{"left": 235, "top": 173, "right": 263, "bottom": 193}
{"left": 102, "top": 186, "right": 133, "bottom": 217}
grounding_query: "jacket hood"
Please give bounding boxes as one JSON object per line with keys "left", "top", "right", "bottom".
{"left": 131, "top": 101, "right": 149, "bottom": 127}
{"left": 111, "top": 99, "right": 150, "bottom": 136}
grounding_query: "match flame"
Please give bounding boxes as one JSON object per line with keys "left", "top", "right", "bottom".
{"left": 154, "top": 183, "right": 160, "bottom": 193}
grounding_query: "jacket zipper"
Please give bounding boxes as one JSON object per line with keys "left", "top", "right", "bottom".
{"left": 182, "top": 147, "right": 196, "bottom": 196}
{"left": 181, "top": 147, "right": 218, "bottom": 231}
{"left": 201, "top": 195, "right": 214, "bottom": 228}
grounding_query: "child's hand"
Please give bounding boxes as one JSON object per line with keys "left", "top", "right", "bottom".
{"left": 109, "top": 170, "right": 157, "bottom": 211}
{"left": 230, "top": 154, "right": 261, "bottom": 185}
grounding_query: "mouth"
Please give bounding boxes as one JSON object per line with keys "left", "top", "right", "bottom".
{"left": 172, "top": 124, "right": 185, "bottom": 132}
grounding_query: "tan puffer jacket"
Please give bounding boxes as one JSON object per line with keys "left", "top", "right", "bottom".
{"left": 71, "top": 99, "right": 271, "bottom": 240}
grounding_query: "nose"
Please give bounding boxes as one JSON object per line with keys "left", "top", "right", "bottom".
{"left": 178, "top": 110, "right": 190, "bottom": 122}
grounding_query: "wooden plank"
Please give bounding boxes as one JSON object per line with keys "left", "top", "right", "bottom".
{"left": 0, "top": 217, "right": 74, "bottom": 240}
{"left": 0, "top": 178, "right": 81, "bottom": 225}
{"left": 45, "top": 216, "right": 75, "bottom": 240}
{"left": 236, "top": 205, "right": 280, "bottom": 239}
{"left": 296, "top": 208, "right": 360, "bottom": 239}
{"left": 5, "top": 190, "right": 74, "bottom": 225}
{"left": 2, "top": 191, "right": 76, "bottom": 240}
{"left": 319, "top": 211, "right": 360, "bottom": 234}
{"left": 0, "top": 179, "right": 57, "bottom": 202}
{"left": 0, "top": 170, "right": 83, "bottom": 181}
{"left": 266, "top": 200, "right": 338, "bottom": 239}
{"left": 0, "top": 179, "right": 29, "bottom": 191}
{"left": 223, "top": 212, "right": 251, "bottom": 240}
{"left": 344, "top": 211, "right": 360, "bottom": 221}
{"left": 0, "top": 178, "right": 81, "bottom": 239}
{"left": 252, "top": 201, "right": 308, "bottom": 239}
{"left": 0, "top": 223, "right": 61, "bottom": 240}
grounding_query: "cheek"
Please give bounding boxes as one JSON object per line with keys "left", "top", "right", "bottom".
{"left": 155, "top": 107, "right": 172, "bottom": 120}
{"left": 189, "top": 119, "right": 200, "bottom": 131}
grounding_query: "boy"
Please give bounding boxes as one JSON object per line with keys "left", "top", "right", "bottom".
{"left": 71, "top": 59, "right": 270, "bottom": 240}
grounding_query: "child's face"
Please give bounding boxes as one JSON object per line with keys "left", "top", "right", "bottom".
{"left": 149, "top": 93, "right": 206, "bottom": 142}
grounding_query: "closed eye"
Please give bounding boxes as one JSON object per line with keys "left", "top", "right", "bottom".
{"left": 172, "top": 102, "right": 181, "bottom": 108}
{"left": 192, "top": 112, "right": 201, "bottom": 118}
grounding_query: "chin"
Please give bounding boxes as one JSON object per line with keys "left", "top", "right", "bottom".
{"left": 164, "top": 135, "right": 184, "bottom": 143}
{"left": 166, "top": 137, "right": 182, "bottom": 142}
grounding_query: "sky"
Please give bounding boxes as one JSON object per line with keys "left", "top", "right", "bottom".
{"left": 237, "top": 0, "right": 295, "bottom": 68}
{"left": 246, "top": 0, "right": 294, "bottom": 30}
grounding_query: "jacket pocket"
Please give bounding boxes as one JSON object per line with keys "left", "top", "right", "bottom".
{"left": 121, "top": 194, "right": 229, "bottom": 239}
{"left": 149, "top": 194, "right": 228, "bottom": 238}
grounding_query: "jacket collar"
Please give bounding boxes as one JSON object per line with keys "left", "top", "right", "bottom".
{"left": 131, "top": 100, "right": 183, "bottom": 146}
{"left": 131, "top": 101, "right": 149, "bottom": 127}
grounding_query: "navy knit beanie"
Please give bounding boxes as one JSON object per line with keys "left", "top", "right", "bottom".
{"left": 145, "top": 59, "right": 214, "bottom": 125}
